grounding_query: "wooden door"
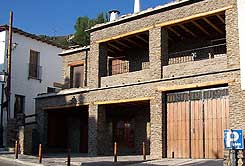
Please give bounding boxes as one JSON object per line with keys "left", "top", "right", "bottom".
{"left": 167, "top": 87, "right": 229, "bottom": 159}
{"left": 167, "top": 92, "right": 190, "bottom": 158}
{"left": 190, "top": 91, "right": 204, "bottom": 159}
{"left": 204, "top": 89, "right": 229, "bottom": 158}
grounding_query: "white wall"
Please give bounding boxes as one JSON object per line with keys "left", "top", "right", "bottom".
{"left": 0, "top": 31, "right": 8, "bottom": 146}
{"left": 8, "top": 32, "right": 63, "bottom": 118}
{"left": 0, "top": 31, "right": 7, "bottom": 70}
{"left": 238, "top": 0, "right": 245, "bottom": 90}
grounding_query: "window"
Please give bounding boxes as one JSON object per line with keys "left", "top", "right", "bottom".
{"left": 29, "top": 50, "right": 41, "bottom": 79}
{"left": 14, "top": 95, "right": 25, "bottom": 118}
{"left": 70, "top": 65, "right": 84, "bottom": 88}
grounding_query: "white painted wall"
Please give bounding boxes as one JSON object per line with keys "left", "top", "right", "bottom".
{"left": 8, "top": 32, "right": 63, "bottom": 118}
{"left": 0, "top": 31, "right": 8, "bottom": 146}
{"left": 238, "top": 0, "right": 245, "bottom": 90}
{"left": 0, "top": 31, "right": 7, "bottom": 70}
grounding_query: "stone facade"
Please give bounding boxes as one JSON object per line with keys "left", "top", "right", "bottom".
{"left": 61, "top": 48, "right": 89, "bottom": 89}
{"left": 35, "top": 0, "right": 244, "bottom": 161}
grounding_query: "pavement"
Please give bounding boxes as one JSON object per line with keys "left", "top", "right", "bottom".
{"left": 0, "top": 153, "right": 224, "bottom": 166}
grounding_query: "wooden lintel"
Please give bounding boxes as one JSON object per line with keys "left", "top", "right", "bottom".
{"left": 115, "top": 40, "right": 131, "bottom": 48}
{"left": 94, "top": 97, "right": 154, "bottom": 105}
{"left": 108, "top": 43, "right": 123, "bottom": 51}
{"left": 68, "top": 60, "right": 84, "bottom": 66}
{"left": 203, "top": 17, "right": 223, "bottom": 34}
{"left": 96, "top": 6, "right": 232, "bottom": 44}
{"left": 168, "top": 27, "right": 181, "bottom": 37}
{"left": 179, "top": 24, "right": 197, "bottom": 37}
{"left": 157, "top": 79, "right": 235, "bottom": 92}
{"left": 96, "top": 26, "right": 154, "bottom": 43}
{"left": 44, "top": 103, "right": 89, "bottom": 110}
{"left": 191, "top": 20, "right": 210, "bottom": 36}
{"left": 216, "top": 14, "right": 225, "bottom": 24}
{"left": 136, "top": 35, "right": 148, "bottom": 43}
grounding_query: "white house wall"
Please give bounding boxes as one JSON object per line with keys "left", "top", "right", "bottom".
{"left": 9, "top": 32, "right": 63, "bottom": 118}
{"left": 238, "top": 0, "right": 245, "bottom": 90}
{"left": 0, "top": 31, "right": 7, "bottom": 70}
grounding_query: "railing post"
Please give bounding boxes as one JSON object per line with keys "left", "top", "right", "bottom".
{"left": 38, "top": 144, "right": 42, "bottom": 163}
{"left": 67, "top": 148, "right": 71, "bottom": 166}
{"left": 15, "top": 140, "right": 19, "bottom": 159}
{"left": 143, "top": 142, "right": 146, "bottom": 161}
{"left": 114, "top": 142, "right": 117, "bottom": 162}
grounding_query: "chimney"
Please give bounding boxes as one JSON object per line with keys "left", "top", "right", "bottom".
{"left": 134, "top": 0, "right": 141, "bottom": 13}
{"left": 109, "top": 10, "right": 120, "bottom": 22}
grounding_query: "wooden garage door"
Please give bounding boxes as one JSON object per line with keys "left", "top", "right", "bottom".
{"left": 167, "top": 87, "right": 229, "bottom": 159}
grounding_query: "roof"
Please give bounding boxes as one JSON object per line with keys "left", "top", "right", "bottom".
{"left": 59, "top": 46, "right": 90, "bottom": 56}
{"left": 89, "top": 0, "right": 202, "bottom": 32}
{"left": 0, "top": 25, "right": 67, "bottom": 49}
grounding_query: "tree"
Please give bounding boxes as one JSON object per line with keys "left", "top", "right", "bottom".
{"left": 73, "top": 12, "right": 108, "bottom": 46}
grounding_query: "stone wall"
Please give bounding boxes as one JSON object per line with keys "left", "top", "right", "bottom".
{"left": 35, "top": 0, "right": 243, "bottom": 160}
{"left": 62, "top": 50, "right": 88, "bottom": 89}
{"left": 100, "top": 69, "right": 150, "bottom": 87}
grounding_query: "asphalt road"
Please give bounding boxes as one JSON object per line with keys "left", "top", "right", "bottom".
{"left": 0, "top": 159, "right": 27, "bottom": 166}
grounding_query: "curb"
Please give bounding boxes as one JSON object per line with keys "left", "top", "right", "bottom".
{"left": 0, "top": 156, "right": 43, "bottom": 166}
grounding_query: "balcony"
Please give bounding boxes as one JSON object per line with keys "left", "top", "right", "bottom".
{"left": 168, "top": 43, "right": 226, "bottom": 65}
{"left": 109, "top": 60, "right": 150, "bottom": 76}
{"left": 28, "top": 63, "right": 42, "bottom": 80}
{"left": 163, "top": 43, "right": 227, "bottom": 78}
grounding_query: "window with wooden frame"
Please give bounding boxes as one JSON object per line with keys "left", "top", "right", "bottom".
{"left": 70, "top": 64, "right": 85, "bottom": 88}
{"left": 29, "top": 50, "right": 41, "bottom": 80}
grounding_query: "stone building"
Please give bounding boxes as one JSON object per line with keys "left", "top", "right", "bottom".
{"left": 36, "top": 0, "right": 245, "bottom": 160}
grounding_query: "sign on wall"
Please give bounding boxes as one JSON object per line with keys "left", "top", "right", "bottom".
{"left": 224, "top": 129, "right": 244, "bottom": 150}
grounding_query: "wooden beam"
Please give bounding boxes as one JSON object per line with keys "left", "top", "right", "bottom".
{"left": 155, "top": 6, "right": 232, "bottom": 28}
{"left": 157, "top": 79, "right": 235, "bottom": 92}
{"left": 168, "top": 27, "right": 181, "bottom": 37}
{"left": 115, "top": 40, "right": 131, "bottom": 48}
{"left": 203, "top": 17, "right": 223, "bottom": 34}
{"left": 108, "top": 49, "right": 115, "bottom": 53}
{"left": 168, "top": 36, "right": 173, "bottom": 41}
{"left": 94, "top": 97, "right": 154, "bottom": 105}
{"left": 136, "top": 35, "right": 148, "bottom": 43}
{"left": 216, "top": 14, "right": 225, "bottom": 24}
{"left": 191, "top": 20, "right": 210, "bottom": 36}
{"left": 179, "top": 24, "right": 197, "bottom": 37}
{"left": 108, "top": 43, "right": 123, "bottom": 51}
{"left": 96, "top": 6, "right": 232, "bottom": 43}
{"left": 96, "top": 26, "right": 154, "bottom": 43}
{"left": 68, "top": 60, "right": 84, "bottom": 66}
{"left": 124, "top": 38, "right": 143, "bottom": 47}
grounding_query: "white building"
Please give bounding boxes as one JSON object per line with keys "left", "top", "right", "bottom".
{"left": 0, "top": 25, "right": 64, "bottom": 147}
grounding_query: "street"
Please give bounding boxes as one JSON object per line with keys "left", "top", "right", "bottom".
{"left": 0, "top": 159, "right": 27, "bottom": 166}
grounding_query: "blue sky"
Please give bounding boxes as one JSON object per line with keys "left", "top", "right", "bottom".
{"left": 0, "top": 0, "right": 171, "bottom": 36}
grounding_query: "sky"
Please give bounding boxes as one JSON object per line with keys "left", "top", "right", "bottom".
{"left": 0, "top": 0, "right": 171, "bottom": 36}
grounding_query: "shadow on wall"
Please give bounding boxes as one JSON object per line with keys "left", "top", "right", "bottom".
{"left": 35, "top": 92, "right": 89, "bottom": 155}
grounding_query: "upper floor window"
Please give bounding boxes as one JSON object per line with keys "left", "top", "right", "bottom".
{"left": 70, "top": 64, "right": 84, "bottom": 88}
{"left": 29, "top": 50, "right": 42, "bottom": 80}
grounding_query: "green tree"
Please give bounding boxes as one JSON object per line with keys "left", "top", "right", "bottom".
{"left": 73, "top": 12, "right": 108, "bottom": 46}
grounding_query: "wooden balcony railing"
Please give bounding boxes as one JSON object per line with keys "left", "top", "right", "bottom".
{"left": 168, "top": 43, "right": 227, "bottom": 65}
{"left": 109, "top": 61, "right": 150, "bottom": 76}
